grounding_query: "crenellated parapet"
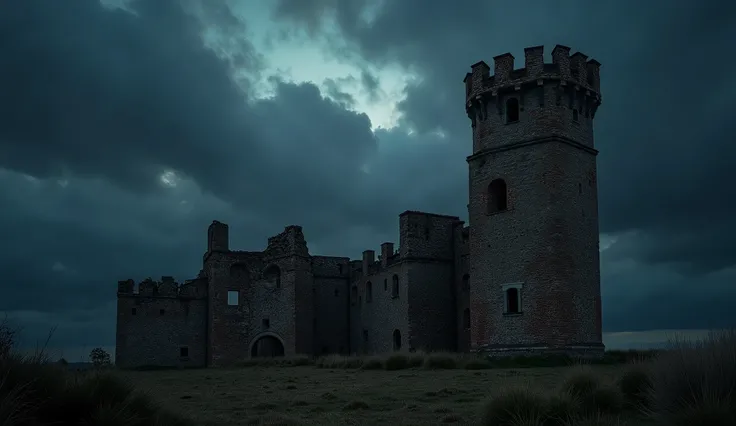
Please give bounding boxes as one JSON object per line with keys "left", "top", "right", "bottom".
{"left": 117, "top": 276, "right": 207, "bottom": 299}
{"left": 463, "top": 44, "right": 602, "bottom": 128}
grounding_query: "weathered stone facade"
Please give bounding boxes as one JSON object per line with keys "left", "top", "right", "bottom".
{"left": 115, "top": 44, "right": 605, "bottom": 368}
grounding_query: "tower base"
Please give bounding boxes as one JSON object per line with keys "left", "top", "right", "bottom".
{"left": 474, "top": 342, "right": 605, "bottom": 360}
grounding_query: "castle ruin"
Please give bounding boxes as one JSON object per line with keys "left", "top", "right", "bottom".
{"left": 115, "top": 44, "right": 605, "bottom": 368}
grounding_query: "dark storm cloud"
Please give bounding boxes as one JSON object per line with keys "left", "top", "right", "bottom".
{"left": 0, "top": 0, "right": 734, "bottom": 354}
{"left": 272, "top": 0, "right": 736, "bottom": 331}
{"left": 0, "top": 0, "right": 470, "bottom": 350}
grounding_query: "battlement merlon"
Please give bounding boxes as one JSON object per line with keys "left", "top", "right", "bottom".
{"left": 464, "top": 44, "right": 602, "bottom": 102}
{"left": 117, "top": 275, "right": 206, "bottom": 299}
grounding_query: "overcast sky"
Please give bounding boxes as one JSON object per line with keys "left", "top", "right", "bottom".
{"left": 1, "top": 0, "right": 734, "bottom": 360}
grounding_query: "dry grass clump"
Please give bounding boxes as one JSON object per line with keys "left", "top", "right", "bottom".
{"left": 236, "top": 355, "right": 312, "bottom": 368}
{"left": 0, "top": 322, "right": 196, "bottom": 426}
{"left": 617, "top": 363, "right": 652, "bottom": 410}
{"left": 646, "top": 329, "right": 736, "bottom": 426}
{"left": 479, "top": 330, "right": 736, "bottom": 425}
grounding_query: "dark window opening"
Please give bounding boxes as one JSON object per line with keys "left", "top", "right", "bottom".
{"left": 384, "top": 279, "right": 388, "bottom": 291}
{"left": 334, "top": 288, "right": 339, "bottom": 297}
{"left": 506, "top": 97, "right": 520, "bottom": 123}
{"left": 506, "top": 288, "right": 520, "bottom": 314}
{"left": 579, "top": 183, "right": 582, "bottom": 195}
{"left": 363, "top": 329, "right": 368, "bottom": 342}
{"left": 425, "top": 227, "right": 430, "bottom": 240}
{"left": 264, "top": 264, "right": 281, "bottom": 289}
{"left": 159, "top": 309, "right": 165, "bottom": 315}
{"left": 392, "top": 329, "right": 402, "bottom": 351}
{"left": 391, "top": 275, "right": 400, "bottom": 298}
{"left": 366, "top": 281, "right": 373, "bottom": 302}
{"left": 487, "top": 179, "right": 508, "bottom": 214}
{"left": 462, "top": 274, "right": 470, "bottom": 292}
{"left": 262, "top": 318, "right": 270, "bottom": 328}
{"left": 462, "top": 308, "right": 470, "bottom": 330}
{"left": 338, "top": 264, "right": 343, "bottom": 275}
{"left": 322, "top": 346, "right": 329, "bottom": 354}
{"left": 351, "top": 286, "right": 357, "bottom": 305}
{"left": 180, "top": 347, "right": 188, "bottom": 357}
{"left": 572, "top": 108, "right": 579, "bottom": 122}
{"left": 131, "top": 308, "right": 136, "bottom": 315}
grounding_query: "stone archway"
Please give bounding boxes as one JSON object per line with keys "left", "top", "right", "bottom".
{"left": 250, "top": 333, "right": 285, "bottom": 358}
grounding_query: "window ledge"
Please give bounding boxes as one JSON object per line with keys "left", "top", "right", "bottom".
{"left": 391, "top": 295, "right": 399, "bottom": 299}
{"left": 505, "top": 120, "right": 519, "bottom": 125}
{"left": 503, "top": 312, "right": 523, "bottom": 317}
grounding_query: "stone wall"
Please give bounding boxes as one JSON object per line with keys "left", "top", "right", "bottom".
{"left": 465, "top": 44, "right": 604, "bottom": 356}
{"left": 115, "top": 277, "right": 208, "bottom": 368}
{"left": 312, "top": 256, "right": 351, "bottom": 355}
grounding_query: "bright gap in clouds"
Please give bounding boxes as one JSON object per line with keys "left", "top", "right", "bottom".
{"left": 233, "top": 2, "right": 410, "bottom": 132}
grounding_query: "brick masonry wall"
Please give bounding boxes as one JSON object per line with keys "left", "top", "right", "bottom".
{"left": 312, "top": 256, "right": 351, "bottom": 355}
{"left": 407, "top": 260, "right": 455, "bottom": 351}
{"left": 350, "top": 262, "right": 409, "bottom": 354}
{"left": 115, "top": 278, "right": 208, "bottom": 369}
{"left": 453, "top": 225, "right": 470, "bottom": 352}
{"left": 116, "top": 46, "right": 606, "bottom": 366}
{"left": 466, "top": 45, "right": 604, "bottom": 355}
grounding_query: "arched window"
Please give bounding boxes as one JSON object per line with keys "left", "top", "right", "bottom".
{"left": 392, "top": 329, "right": 402, "bottom": 351}
{"left": 488, "top": 179, "right": 508, "bottom": 214}
{"left": 366, "top": 281, "right": 373, "bottom": 303}
{"left": 391, "top": 274, "right": 400, "bottom": 298}
{"left": 263, "top": 264, "right": 281, "bottom": 289}
{"left": 505, "top": 288, "right": 520, "bottom": 314}
{"left": 462, "top": 308, "right": 470, "bottom": 330}
{"left": 462, "top": 274, "right": 470, "bottom": 292}
{"left": 506, "top": 97, "right": 519, "bottom": 123}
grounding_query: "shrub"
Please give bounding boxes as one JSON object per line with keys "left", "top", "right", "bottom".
{"left": 545, "top": 391, "right": 581, "bottom": 425}
{"left": 383, "top": 354, "right": 409, "bottom": 371}
{"left": 359, "top": 356, "right": 383, "bottom": 370}
{"left": 407, "top": 351, "right": 426, "bottom": 368}
{"left": 0, "top": 330, "right": 195, "bottom": 425}
{"left": 464, "top": 358, "right": 492, "bottom": 370}
{"left": 423, "top": 353, "right": 457, "bottom": 369}
{"left": 480, "top": 386, "right": 548, "bottom": 426}
{"left": 561, "top": 367, "right": 602, "bottom": 397}
{"left": 315, "top": 354, "right": 363, "bottom": 369}
{"left": 646, "top": 329, "right": 736, "bottom": 426}
{"left": 617, "top": 365, "right": 652, "bottom": 409}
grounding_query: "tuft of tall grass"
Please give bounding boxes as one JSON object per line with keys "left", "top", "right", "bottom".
{"left": 0, "top": 327, "right": 197, "bottom": 426}
{"left": 646, "top": 329, "right": 736, "bottom": 426}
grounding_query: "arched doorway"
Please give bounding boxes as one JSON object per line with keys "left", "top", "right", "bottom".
{"left": 251, "top": 335, "right": 285, "bottom": 358}
{"left": 392, "top": 329, "right": 402, "bottom": 351}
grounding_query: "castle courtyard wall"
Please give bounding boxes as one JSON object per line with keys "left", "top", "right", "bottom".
{"left": 115, "top": 278, "right": 208, "bottom": 369}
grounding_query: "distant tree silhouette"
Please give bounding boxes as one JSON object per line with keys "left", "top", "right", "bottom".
{"left": 89, "top": 347, "right": 111, "bottom": 368}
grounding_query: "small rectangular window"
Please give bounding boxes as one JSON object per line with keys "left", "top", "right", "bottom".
{"left": 180, "top": 347, "right": 188, "bottom": 357}
{"left": 131, "top": 308, "right": 136, "bottom": 315}
{"left": 227, "top": 290, "right": 239, "bottom": 306}
{"left": 334, "top": 288, "right": 339, "bottom": 297}
{"left": 159, "top": 309, "right": 165, "bottom": 315}
{"left": 262, "top": 318, "right": 270, "bottom": 328}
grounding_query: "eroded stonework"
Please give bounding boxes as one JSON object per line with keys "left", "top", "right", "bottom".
{"left": 115, "top": 44, "right": 605, "bottom": 368}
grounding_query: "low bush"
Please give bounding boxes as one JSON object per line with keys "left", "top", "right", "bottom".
{"left": 0, "top": 322, "right": 196, "bottom": 426}
{"left": 617, "top": 364, "right": 652, "bottom": 410}
{"left": 646, "top": 329, "right": 736, "bottom": 426}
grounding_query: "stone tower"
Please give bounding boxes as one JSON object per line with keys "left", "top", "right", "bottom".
{"left": 463, "top": 45, "right": 604, "bottom": 357}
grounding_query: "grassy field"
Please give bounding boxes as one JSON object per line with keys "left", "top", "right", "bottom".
{"left": 123, "top": 362, "right": 630, "bottom": 425}
{"left": 2, "top": 328, "right": 735, "bottom": 425}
